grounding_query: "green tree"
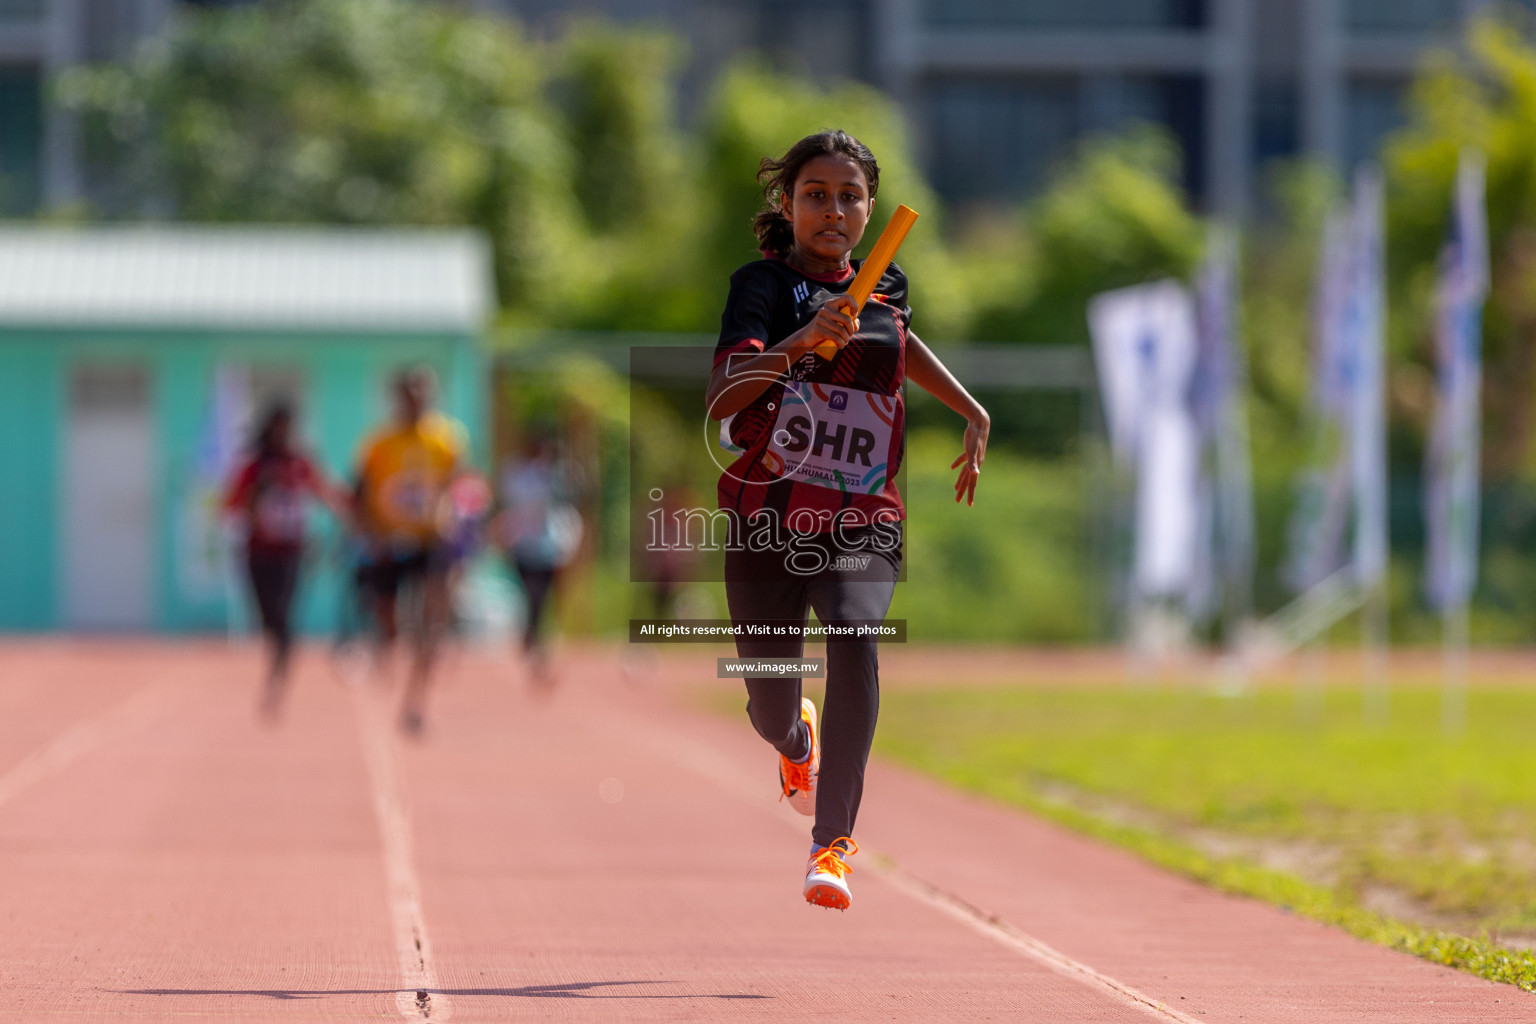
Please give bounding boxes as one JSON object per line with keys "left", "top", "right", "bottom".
{"left": 1386, "top": 16, "right": 1536, "bottom": 480}
{"left": 1243, "top": 160, "right": 1341, "bottom": 438}
{"left": 555, "top": 21, "right": 681, "bottom": 235}
{"left": 970, "top": 127, "right": 1204, "bottom": 346}
{"left": 58, "top": 0, "right": 582, "bottom": 311}
{"left": 542, "top": 21, "right": 710, "bottom": 331}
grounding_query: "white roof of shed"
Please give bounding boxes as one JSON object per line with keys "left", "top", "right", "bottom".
{"left": 0, "top": 226, "right": 494, "bottom": 331}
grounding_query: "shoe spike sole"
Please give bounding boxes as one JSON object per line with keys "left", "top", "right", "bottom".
{"left": 805, "top": 885, "right": 850, "bottom": 911}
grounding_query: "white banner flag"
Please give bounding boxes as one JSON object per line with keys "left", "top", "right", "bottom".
{"left": 1191, "top": 229, "right": 1255, "bottom": 626}
{"left": 1425, "top": 151, "right": 1489, "bottom": 612}
{"left": 1089, "top": 280, "right": 1200, "bottom": 601}
{"left": 1285, "top": 208, "right": 1353, "bottom": 593}
{"left": 1285, "top": 169, "right": 1389, "bottom": 596}
{"left": 179, "top": 364, "right": 250, "bottom": 600}
{"left": 1347, "top": 168, "right": 1389, "bottom": 590}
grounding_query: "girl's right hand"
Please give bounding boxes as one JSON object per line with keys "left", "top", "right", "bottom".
{"left": 797, "top": 294, "right": 859, "bottom": 356}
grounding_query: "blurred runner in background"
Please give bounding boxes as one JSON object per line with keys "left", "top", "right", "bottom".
{"left": 224, "top": 402, "right": 341, "bottom": 720}
{"left": 445, "top": 471, "right": 495, "bottom": 585}
{"left": 353, "top": 368, "right": 467, "bottom": 736}
{"left": 495, "top": 429, "right": 583, "bottom": 687}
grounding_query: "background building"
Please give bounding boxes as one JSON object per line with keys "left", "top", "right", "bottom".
{"left": 4, "top": 0, "right": 1530, "bottom": 218}
{"left": 871, "top": 0, "right": 1526, "bottom": 215}
{"left": 0, "top": 226, "right": 490, "bottom": 632}
{"left": 0, "top": 0, "right": 171, "bottom": 213}
{"left": 503, "top": 0, "right": 1531, "bottom": 216}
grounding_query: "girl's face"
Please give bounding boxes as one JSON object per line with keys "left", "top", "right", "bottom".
{"left": 781, "top": 154, "right": 872, "bottom": 270}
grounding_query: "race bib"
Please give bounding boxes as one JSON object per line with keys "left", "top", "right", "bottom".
{"left": 254, "top": 490, "right": 307, "bottom": 542}
{"left": 380, "top": 474, "right": 433, "bottom": 525}
{"left": 764, "top": 384, "right": 896, "bottom": 494}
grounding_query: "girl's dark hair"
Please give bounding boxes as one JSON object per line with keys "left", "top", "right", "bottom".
{"left": 753, "top": 130, "right": 880, "bottom": 258}
{"left": 254, "top": 401, "right": 293, "bottom": 458}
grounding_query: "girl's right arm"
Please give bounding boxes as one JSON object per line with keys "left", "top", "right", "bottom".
{"left": 706, "top": 296, "right": 866, "bottom": 420}
{"left": 705, "top": 295, "right": 860, "bottom": 420}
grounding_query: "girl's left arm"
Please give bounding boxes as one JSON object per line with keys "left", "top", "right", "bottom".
{"left": 906, "top": 331, "right": 990, "bottom": 506}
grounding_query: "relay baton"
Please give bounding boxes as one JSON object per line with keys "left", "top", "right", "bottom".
{"left": 815, "top": 204, "right": 920, "bottom": 359}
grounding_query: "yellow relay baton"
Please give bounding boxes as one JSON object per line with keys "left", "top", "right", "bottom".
{"left": 815, "top": 204, "right": 920, "bottom": 360}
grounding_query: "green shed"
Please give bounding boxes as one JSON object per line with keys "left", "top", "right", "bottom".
{"left": 0, "top": 226, "right": 492, "bottom": 633}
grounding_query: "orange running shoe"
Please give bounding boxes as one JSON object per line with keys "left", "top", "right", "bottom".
{"left": 777, "top": 697, "right": 819, "bottom": 816}
{"left": 804, "top": 837, "right": 858, "bottom": 910}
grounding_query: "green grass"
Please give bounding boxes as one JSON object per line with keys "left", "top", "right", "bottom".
{"left": 885, "top": 432, "right": 1092, "bottom": 643}
{"left": 874, "top": 682, "right": 1536, "bottom": 992}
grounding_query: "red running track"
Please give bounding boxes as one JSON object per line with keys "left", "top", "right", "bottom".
{"left": 0, "top": 640, "right": 1530, "bottom": 1022}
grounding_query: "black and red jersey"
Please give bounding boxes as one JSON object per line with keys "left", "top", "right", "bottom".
{"left": 714, "top": 255, "right": 908, "bottom": 530}
{"left": 225, "top": 452, "right": 325, "bottom": 552}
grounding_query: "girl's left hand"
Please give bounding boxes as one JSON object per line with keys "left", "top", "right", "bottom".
{"left": 950, "top": 412, "right": 989, "bottom": 506}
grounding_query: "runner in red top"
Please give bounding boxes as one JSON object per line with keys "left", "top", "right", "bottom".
{"left": 705, "top": 130, "right": 991, "bottom": 911}
{"left": 224, "top": 402, "right": 338, "bottom": 719}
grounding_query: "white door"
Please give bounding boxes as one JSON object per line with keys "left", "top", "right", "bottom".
{"left": 63, "top": 365, "right": 154, "bottom": 630}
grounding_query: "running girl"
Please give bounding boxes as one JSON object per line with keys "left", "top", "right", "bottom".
{"left": 353, "top": 368, "right": 467, "bottom": 736}
{"left": 224, "top": 402, "right": 340, "bottom": 719}
{"left": 705, "top": 130, "right": 990, "bottom": 910}
{"left": 495, "top": 429, "right": 583, "bottom": 687}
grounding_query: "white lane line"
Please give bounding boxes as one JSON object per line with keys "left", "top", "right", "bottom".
{"left": 352, "top": 690, "right": 452, "bottom": 1022}
{"left": 602, "top": 712, "right": 1201, "bottom": 1024}
{"left": 0, "top": 682, "right": 166, "bottom": 812}
{"left": 871, "top": 861, "right": 1204, "bottom": 1024}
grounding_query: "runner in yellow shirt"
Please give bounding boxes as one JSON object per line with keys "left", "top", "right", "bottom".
{"left": 353, "top": 367, "right": 467, "bottom": 736}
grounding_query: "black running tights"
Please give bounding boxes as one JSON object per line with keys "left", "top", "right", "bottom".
{"left": 724, "top": 533, "right": 900, "bottom": 848}
{"left": 514, "top": 558, "right": 558, "bottom": 652}
{"left": 247, "top": 546, "right": 301, "bottom": 676}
